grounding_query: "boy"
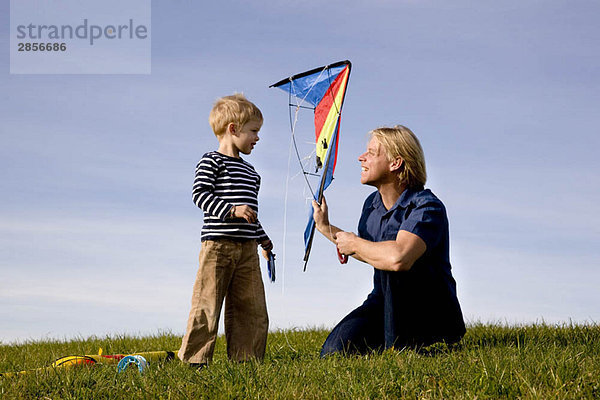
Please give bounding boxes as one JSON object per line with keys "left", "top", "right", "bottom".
{"left": 178, "top": 93, "right": 273, "bottom": 366}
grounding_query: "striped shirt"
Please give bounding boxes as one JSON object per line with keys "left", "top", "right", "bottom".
{"left": 193, "top": 151, "right": 268, "bottom": 242}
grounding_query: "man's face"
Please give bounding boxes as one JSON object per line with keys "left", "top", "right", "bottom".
{"left": 358, "top": 136, "right": 393, "bottom": 187}
{"left": 234, "top": 119, "right": 261, "bottom": 155}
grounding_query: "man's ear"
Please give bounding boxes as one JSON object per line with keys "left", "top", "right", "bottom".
{"left": 390, "top": 157, "right": 404, "bottom": 172}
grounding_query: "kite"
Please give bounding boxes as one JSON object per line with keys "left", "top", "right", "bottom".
{"left": 0, "top": 349, "right": 175, "bottom": 378}
{"left": 270, "top": 60, "right": 352, "bottom": 270}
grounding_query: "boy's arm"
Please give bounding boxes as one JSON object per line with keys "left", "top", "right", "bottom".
{"left": 256, "top": 222, "right": 269, "bottom": 242}
{"left": 256, "top": 222, "right": 271, "bottom": 247}
{"left": 254, "top": 172, "right": 272, "bottom": 254}
{"left": 256, "top": 222, "right": 273, "bottom": 260}
{"left": 192, "top": 157, "right": 234, "bottom": 221}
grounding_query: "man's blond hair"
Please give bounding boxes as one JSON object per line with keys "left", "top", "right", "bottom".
{"left": 209, "top": 93, "right": 263, "bottom": 136}
{"left": 370, "top": 125, "right": 427, "bottom": 190}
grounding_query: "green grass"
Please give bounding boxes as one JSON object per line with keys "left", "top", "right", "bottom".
{"left": 1, "top": 323, "right": 599, "bottom": 399}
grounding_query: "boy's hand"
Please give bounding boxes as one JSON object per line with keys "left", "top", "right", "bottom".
{"left": 260, "top": 239, "right": 273, "bottom": 260}
{"left": 233, "top": 204, "right": 257, "bottom": 223}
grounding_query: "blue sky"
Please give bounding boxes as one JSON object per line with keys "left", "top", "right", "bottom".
{"left": 1, "top": 0, "right": 599, "bottom": 344}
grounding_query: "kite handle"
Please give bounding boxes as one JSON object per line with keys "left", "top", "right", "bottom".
{"left": 267, "top": 252, "right": 276, "bottom": 282}
{"left": 337, "top": 248, "right": 348, "bottom": 264}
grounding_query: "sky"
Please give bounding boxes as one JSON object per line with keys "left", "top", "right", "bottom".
{"left": 1, "top": 0, "right": 599, "bottom": 344}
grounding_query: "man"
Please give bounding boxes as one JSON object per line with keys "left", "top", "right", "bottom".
{"left": 312, "top": 125, "right": 466, "bottom": 355}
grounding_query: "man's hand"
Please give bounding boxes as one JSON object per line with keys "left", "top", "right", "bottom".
{"left": 335, "top": 231, "right": 358, "bottom": 257}
{"left": 260, "top": 239, "right": 273, "bottom": 260}
{"left": 312, "top": 196, "right": 330, "bottom": 231}
{"left": 311, "top": 196, "right": 345, "bottom": 245}
{"left": 233, "top": 204, "right": 257, "bottom": 223}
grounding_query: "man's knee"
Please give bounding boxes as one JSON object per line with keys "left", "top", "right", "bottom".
{"left": 320, "top": 334, "right": 346, "bottom": 357}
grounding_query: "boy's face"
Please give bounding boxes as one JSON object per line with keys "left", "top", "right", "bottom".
{"left": 233, "top": 119, "right": 262, "bottom": 155}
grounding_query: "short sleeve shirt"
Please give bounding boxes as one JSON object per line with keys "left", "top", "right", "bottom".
{"left": 358, "top": 188, "right": 465, "bottom": 347}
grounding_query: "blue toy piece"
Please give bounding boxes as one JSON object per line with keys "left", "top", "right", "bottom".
{"left": 267, "top": 252, "right": 276, "bottom": 282}
{"left": 117, "top": 355, "right": 148, "bottom": 374}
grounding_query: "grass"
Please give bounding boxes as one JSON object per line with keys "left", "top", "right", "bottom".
{"left": 1, "top": 323, "right": 599, "bottom": 399}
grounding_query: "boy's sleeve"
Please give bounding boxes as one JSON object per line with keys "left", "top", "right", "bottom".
{"left": 254, "top": 174, "right": 270, "bottom": 243}
{"left": 256, "top": 222, "right": 269, "bottom": 243}
{"left": 192, "top": 156, "right": 233, "bottom": 221}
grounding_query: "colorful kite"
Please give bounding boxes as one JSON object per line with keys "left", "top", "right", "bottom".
{"left": 270, "top": 60, "right": 352, "bottom": 270}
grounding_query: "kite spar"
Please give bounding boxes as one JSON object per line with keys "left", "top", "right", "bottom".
{"left": 270, "top": 60, "right": 352, "bottom": 270}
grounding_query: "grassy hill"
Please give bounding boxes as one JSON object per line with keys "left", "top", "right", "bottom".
{"left": 1, "top": 323, "right": 599, "bottom": 399}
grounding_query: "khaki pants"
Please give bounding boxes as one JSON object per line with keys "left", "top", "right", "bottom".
{"left": 178, "top": 239, "right": 269, "bottom": 363}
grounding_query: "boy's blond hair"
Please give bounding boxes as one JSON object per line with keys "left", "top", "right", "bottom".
{"left": 209, "top": 93, "right": 263, "bottom": 136}
{"left": 370, "top": 125, "right": 427, "bottom": 190}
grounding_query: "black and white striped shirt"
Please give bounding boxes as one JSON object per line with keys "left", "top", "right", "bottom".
{"left": 193, "top": 151, "right": 268, "bottom": 242}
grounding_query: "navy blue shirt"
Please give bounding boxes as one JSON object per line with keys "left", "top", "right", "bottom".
{"left": 358, "top": 188, "right": 466, "bottom": 348}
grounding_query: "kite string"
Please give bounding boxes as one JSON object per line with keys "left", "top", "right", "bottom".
{"left": 281, "top": 125, "right": 294, "bottom": 296}
{"left": 288, "top": 87, "right": 317, "bottom": 200}
{"left": 278, "top": 126, "right": 298, "bottom": 353}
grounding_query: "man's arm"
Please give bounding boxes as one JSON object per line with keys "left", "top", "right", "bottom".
{"left": 336, "top": 230, "right": 426, "bottom": 272}
{"left": 312, "top": 197, "right": 344, "bottom": 244}
{"left": 313, "top": 196, "right": 426, "bottom": 271}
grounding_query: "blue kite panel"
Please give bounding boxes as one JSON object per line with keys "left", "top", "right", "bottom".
{"left": 275, "top": 64, "right": 347, "bottom": 107}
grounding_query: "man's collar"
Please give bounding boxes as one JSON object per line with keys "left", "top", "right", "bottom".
{"left": 397, "top": 188, "right": 415, "bottom": 208}
{"left": 372, "top": 188, "right": 415, "bottom": 213}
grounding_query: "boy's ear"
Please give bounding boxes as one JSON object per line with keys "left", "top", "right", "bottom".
{"left": 227, "top": 123, "right": 238, "bottom": 135}
{"left": 389, "top": 157, "right": 403, "bottom": 172}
